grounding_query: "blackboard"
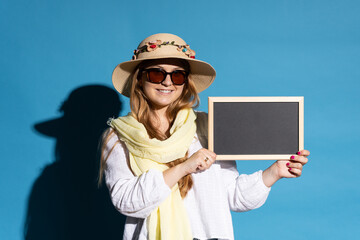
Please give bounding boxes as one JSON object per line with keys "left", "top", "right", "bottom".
{"left": 208, "top": 97, "right": 304, "bottom": 160}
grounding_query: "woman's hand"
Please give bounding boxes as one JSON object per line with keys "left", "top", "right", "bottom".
{"left": 181, "top": 148, "right": 217, "bottom": 175}
{"left": 163, "top": 148, "right": 216, "bottom": 188}
{"left": 262, "top": 150, "right": 310, "bottom": 187}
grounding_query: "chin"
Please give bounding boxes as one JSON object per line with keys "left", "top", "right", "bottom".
{"left": 152, "top": 101, "right": 174, "bottom": 109}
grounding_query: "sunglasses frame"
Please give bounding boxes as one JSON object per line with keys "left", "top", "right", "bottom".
{"left": 140, "top": 68, "right": 189, "bottom": 85}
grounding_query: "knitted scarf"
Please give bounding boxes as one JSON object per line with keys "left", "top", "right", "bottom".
{"left": 108, "top": 108, "right": 196, "bottom": 240}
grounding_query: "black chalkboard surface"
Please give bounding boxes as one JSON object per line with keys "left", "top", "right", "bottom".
{"left": 208, "top": 97, "right": 304, "bottom": 160}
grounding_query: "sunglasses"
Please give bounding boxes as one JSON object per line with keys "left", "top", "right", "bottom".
{"left": 141, "top": 68, "right": 188, "bottom": 85}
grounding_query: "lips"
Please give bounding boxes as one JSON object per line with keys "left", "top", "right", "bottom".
{"left": 157, "top": 89, "right": 173, "bottom": 93}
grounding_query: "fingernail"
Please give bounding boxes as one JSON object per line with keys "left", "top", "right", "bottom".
{"left": 297, "top": 151, "right": 301, "bottom": 155}
{"left": 286, "top": 163, "right": 289, "bottom": 167}
{"left": 289, "top": 167, "right": 292, "bottom": 171}
{"left": 291, "top": 155, "right": 295, "bottom": 160}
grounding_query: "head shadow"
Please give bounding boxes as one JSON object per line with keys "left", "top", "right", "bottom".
{"left": 25, "top": 84, "right": 126, "bottom": 240}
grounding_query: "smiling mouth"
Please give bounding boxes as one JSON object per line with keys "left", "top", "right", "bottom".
{"left": 157, "top": 89, "right": 173, "bottom": 93}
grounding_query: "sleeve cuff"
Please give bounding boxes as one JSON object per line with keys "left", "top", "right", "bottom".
{"left": 147, "top": 169, "right": 172, "bottom": 199}
{"left": 258, "top": 170, "right": 272, "bottom": 193}
{"left": 234, "top": 170, "right": 272, "bottom": 210}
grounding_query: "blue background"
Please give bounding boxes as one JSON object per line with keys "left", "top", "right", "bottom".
{"left": 1, "top": 0, "right": 359, "bottom": 239}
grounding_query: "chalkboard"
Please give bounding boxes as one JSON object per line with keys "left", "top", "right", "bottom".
{"left": 208, "top": 97, "right": 304, "bottom": 160}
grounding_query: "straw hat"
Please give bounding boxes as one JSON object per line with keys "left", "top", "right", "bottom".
{"left": 112, "top": 33, "right": 216, "bottom": 97}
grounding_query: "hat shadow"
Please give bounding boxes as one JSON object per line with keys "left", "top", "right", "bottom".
{"left": 24, "top": 85, "right": 126, "bottom": 240}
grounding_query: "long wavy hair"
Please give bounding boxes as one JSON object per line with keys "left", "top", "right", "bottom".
{"left": 99, "top": 59, "right": 199, "bottom": 198}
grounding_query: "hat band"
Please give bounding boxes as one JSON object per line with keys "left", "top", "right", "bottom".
{"left": 132, "top": 40, "right": 196, "bottom": 60}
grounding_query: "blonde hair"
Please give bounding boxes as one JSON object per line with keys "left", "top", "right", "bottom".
{"left": 99, "top": 59, "right": 199, "bottom": 198}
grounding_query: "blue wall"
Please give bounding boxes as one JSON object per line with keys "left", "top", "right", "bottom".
{"left": 1, "top": 0, "right": 359, "bottom": 239}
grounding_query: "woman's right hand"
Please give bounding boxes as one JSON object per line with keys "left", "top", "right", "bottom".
{"left": 163, "top": 148, "right": 216, "bottom": 188}
{"left": 180, "top": 148, "right": 217, "bottom": 175}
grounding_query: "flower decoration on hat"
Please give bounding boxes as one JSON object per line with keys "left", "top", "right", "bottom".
{"left": 146, "top": 40, "right": 162, "bottom": 52}
{"left": 177, "top": 45, "right": 196, "bottom": 59}
{"left": 132, "top": 40, "right": 196, "bottom": 60}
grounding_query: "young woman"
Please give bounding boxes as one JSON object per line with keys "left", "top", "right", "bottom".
{"left": 99, "top": 33, "right": 310, "bottom": 240}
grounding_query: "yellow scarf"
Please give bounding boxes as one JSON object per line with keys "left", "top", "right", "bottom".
{"left": 109, "top": 108, "right": 196, "bottom": 240}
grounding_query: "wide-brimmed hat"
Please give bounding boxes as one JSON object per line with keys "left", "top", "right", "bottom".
{"left": 112, "top": 33, "right": 216, "bottom": 97}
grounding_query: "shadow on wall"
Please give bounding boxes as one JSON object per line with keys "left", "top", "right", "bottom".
{"left": 25, "top": 85, "right": 126, "bottom": 240}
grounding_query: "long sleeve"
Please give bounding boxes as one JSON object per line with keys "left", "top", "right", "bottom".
{"left": 217, "top": 160, "right": 271, "bottom": 212}
{"left": 104, "top": 131, "right": 171, "bottom": 219}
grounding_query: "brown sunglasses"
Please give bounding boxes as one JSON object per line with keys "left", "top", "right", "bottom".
{"left": 140, "top": 68, "right": 188, "bottom": 85}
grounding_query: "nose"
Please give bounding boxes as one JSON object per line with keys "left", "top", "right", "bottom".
{"left": 161, "top": 74, "right": 173, "bottom": 87}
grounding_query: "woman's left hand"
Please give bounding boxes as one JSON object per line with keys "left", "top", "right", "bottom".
{"left": 277, "top": 150, "right": 310, "bottom": 178}
{"left": 262, "top": 150, "right": 310, "bottom": 187}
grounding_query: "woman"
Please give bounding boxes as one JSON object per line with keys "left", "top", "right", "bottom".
{"left": 99, "top": 33, "right": 310, "bottom": 240}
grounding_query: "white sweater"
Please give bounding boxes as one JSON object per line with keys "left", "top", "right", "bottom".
{"left": 104, "top": 132, "right": 271, "bottom": 240}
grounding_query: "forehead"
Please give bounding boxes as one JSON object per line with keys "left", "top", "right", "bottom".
{"left": 140, "top": 58, "right": 189, "bottom": 70}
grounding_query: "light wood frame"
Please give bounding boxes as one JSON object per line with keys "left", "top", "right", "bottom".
{"left": 208, "top": 97, "right": 304, "bottom": 160}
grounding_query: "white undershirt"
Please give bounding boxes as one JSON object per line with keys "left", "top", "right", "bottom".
{"left": 104, "top": 132, "right": 271, "bottom": 240}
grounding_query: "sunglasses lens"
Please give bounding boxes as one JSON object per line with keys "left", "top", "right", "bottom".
{"left": 147, "top": 69, "right": 165, "bottom": 83}
{"left": 144, "top": 68, "right": 187, "bottom": 85}
{"left": 171, "top": 71, "right": 186, "bottom": 85}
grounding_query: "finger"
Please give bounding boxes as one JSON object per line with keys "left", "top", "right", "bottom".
{"left": 207, "top": 154, "right": 216, "bottom": 163}
{"left": 288, "top": 167, "right": 302, "bottom": 177}
{"left": 197, "top": 160, "right": 207, "bottom": 171}
{"left": 290, "top": 155, "right": 308, "bottom": 165}
{"left": 202, "top": 157, "right": 210, "bottom": 168}
{"left": 286, "top": 162, "right": 303, "bottom": 170}
{"left": 200, "top": 159, "right": 213, "bottom": 170}
{"left": 202, "top": 153, "right": 216, "bottom": 169}
{"left": 203, "top": 156, "right": 214, "bottom": 168}
{"left": 197, "top": 164, "right": 206, "bottom": 171}
{"left": 297, "top": 150, "right": 310, "bottom": 157}
{"left": 196, "top": 157, "right": 211, "bottom": 171}
{"left": 203, "top": 149, "right": 217, "bottom": 159}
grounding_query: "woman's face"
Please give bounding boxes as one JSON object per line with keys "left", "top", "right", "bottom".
{"left": 141, "top": 59, "right": 187, "bottom": 110}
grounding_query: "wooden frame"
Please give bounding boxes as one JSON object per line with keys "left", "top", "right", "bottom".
{"left": 208, "top": 97, "right": 304, "bottom": 160}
